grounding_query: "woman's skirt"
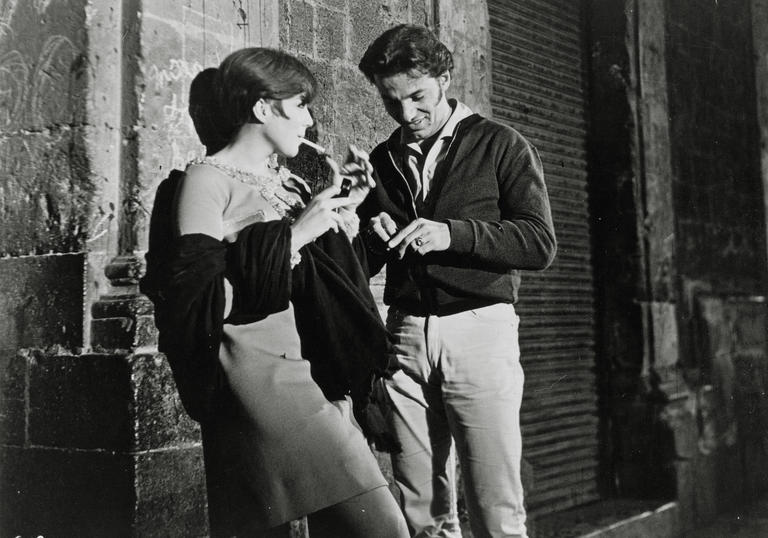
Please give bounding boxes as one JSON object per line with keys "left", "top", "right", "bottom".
{"left": 201, "top": 307, "right": 387, "bottom": 535}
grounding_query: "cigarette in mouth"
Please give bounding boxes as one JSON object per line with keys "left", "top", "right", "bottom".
{"left": 298, "top": 137, "right": 327, "bottom": 155}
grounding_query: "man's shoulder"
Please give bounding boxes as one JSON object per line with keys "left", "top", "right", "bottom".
{"left": 461, "top": 115, "right": 530, "bottom": 146}
{"left": 369, "top": 133, "right": 397, "bottom": 163}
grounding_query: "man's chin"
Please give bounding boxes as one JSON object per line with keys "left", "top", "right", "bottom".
{"left": 403, "top": 129, "right": 427, "bottom": 142}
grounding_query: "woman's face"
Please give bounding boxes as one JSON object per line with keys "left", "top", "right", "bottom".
{"left": 263, "top": 94, "right": 314, "bottom": 157}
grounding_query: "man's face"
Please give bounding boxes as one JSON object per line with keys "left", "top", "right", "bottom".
{"left": 373, "top": 70, "right": 452, "bottom": 142}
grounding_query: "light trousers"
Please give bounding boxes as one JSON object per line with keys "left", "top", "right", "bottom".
{"left": 385, "top": 303, "right": 528, "bottom": 538}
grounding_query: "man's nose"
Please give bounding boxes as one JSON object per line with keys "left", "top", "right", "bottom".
{"left": 401, "top": 101, "right": 418, "bottom": 123}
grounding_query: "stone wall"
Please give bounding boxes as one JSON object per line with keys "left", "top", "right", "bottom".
{"left": 0, "top": 1, "right": 268, "bottom": 536}
{"left": 586, "top": 0, "right": 768, "bottom": 533}
{"left": 667, "top": 0, "right": 765, "bottom": 295}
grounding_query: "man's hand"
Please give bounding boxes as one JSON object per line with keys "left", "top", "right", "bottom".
{"left": 368, "top": 212, "right": 399, "bottom": 242}
{"left": 388, "top": 217, "right": 451, "bottom": 258}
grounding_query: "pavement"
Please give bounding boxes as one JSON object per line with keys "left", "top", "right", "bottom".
{"left": 683, "top": 496, "right": 768, "bottom": 538}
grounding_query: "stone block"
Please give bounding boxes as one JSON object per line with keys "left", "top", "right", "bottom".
{"left": 349, "top": 0, "right": 395, "bottom": 63}
{"left": 139, "top": 14, "right": 202, "bottom": 182}
{"left": 410, "top": 0, "right": 432, "bottom": 25}
{"left": 27, "top": 352, "right": 135, "bottom": 450}
{"left": 666, "top": 0, "right": 764, "bottom": 287}
{"left": 0, "top": 446, "right": 135, "bottom": 538}
{"left": 318, "top": 0, "right": 347, "bottom": 11}
{"left": 0, "top": 0, "right": 88, "bottom": 132}
{"left": 0, "top": 350, "right": 26, "bottom": 446}
{"left": 303, "top": 57, "right": 337, "bottom": 137}
{"left": 332, "top": 64, "right": 394, "bottom": 152}
{"left": 144, "top": 0, "right": 234, "bottom": 23}
{"left": 0, "top": 395, "right": 25, "bottom": 447}
{"left": 91, "top": 313, "right": 158, "bottom": 350}
{"left": 280, "top": 0, "right": 291, "bottom": 47}
{"left": 0, "top": 254, "right": 85, "bottom": 352}
{"left": 349, "top": 0, "right": 411, "bottom": 60}
{"left": 662, "top": 396, "right": 698, "bottom": 459}
{"left": 317, "top": 7, "right": 346, "bottom": 61}
{"left": 134, "top": 447, "right": 208, "bottom": 537}
{"left": 0, "top": 444, "right": 208, "bottom": 537}
{"left": 131, "top": 352, "right": 202, "bottom": 451}
{"left": 286, "top": 1, "right": 315, "bottom": 56}
{"left": 0, "top": 129, "right": 93, "bottom": 254}
{"left": 674, "top": 459, "right": 696, "bottom": 532}
{"left": 690, "top": 452, "right": 719, "bottom": 527}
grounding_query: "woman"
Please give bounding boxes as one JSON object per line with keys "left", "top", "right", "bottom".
{"left": 140, "top": 48, "right": 408, "bottom": 537}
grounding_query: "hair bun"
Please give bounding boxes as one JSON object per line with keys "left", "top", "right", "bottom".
{"left": 189, "top": 67, "right": 231, "bottom": 154}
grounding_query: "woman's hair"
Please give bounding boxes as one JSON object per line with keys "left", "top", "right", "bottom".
{"left": 188, "top": 48, "right": 317, "bottom": 154}
{"left": 358, "top": 24, "right": 453, "bottom": 83}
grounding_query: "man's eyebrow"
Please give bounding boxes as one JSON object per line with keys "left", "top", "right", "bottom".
{"left": 380, "top": 90, "right": 422, "bottom": 101}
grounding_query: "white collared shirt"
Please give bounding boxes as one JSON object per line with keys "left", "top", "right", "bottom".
{"left": 400, "top": 100, "right": 474, "bottom": 201}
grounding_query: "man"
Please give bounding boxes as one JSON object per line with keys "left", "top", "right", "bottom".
{"left": 356, "top": 24, "right": 557, "bottom": 538}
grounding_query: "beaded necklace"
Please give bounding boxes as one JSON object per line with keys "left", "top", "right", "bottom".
{"left": 188, "top": 155, "right": 304, "bottom": 219}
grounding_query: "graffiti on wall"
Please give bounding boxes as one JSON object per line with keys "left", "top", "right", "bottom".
{"left": 0, "top": 23, "right": 90, "bottom": 254}
{"left": 134, "top": 0, "right": 266, "bottom": 251}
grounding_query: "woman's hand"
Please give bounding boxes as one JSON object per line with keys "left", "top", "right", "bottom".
{"left": 290, "top": 184, "right": 351, "bottom": 251}
{"left": 325, "top": 144, "right": 375, "bottom": 209}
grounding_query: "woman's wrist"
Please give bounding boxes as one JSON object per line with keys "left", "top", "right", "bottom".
{"left": 289, "top": 224, "right": 307, "bottom": 267}
{"left": 338, "top": 207, "right": 360, "bottom": 240}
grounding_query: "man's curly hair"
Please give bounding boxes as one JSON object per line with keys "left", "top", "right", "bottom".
{"left": 358, "top": 24, "right": 453, "bottom": 83}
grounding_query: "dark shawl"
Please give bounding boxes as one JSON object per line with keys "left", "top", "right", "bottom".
{"left": 140, "top": 171, "right": 399, "bottom": 451}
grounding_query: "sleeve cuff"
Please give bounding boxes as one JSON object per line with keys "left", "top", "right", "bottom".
{"left": 445, "top": 219, "right": 474, "bottom": 254}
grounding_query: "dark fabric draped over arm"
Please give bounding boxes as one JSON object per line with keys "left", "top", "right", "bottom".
{"left": 291, "top": 231, "right": 401, "bottom": 452}
{"left": 140, "top": 233, "right": 228, "bottom": 423}
{"left": 225, "top": 220, "right": 293, "bottom": 325}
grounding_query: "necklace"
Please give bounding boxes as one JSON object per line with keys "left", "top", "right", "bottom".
{"left": 188, "top": 155, "right": 304, "bottom": 219}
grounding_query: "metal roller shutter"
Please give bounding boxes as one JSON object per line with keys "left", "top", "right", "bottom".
{"left": 488, "top": 0, "right": 600, "bottom": 515}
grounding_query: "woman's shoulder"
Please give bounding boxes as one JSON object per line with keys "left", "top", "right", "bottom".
{"left": 178, "top": 161, "right": 238, "bottom": 207}
{"left": 184, "top": 162, "right": 235, "bottom": 191}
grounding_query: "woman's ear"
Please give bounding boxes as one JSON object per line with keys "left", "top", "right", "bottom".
{"left": 252, "top": 98, "right": 271, "bottom": 123}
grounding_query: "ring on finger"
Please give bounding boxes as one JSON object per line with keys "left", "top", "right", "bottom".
{"left": 414, "top": 236, "right": 424, "bottom": 247}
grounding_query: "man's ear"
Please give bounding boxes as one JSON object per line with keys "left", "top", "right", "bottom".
{"left": 438, "top": 70, "right": 451, "bottom": 91}
{"left": 252, "top": 98, "right": 271, "bottom": 123}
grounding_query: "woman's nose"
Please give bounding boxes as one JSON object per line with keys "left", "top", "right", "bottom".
{"left": 304, "top": 108, "right": 314, "bottom": 129}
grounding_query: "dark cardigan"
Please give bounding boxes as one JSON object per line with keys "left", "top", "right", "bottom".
{"left": 358, "top": 113, "right": 557, "bottom": 316}
{"left": 140, "top": 171, "right": 400, "bottom": 451}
